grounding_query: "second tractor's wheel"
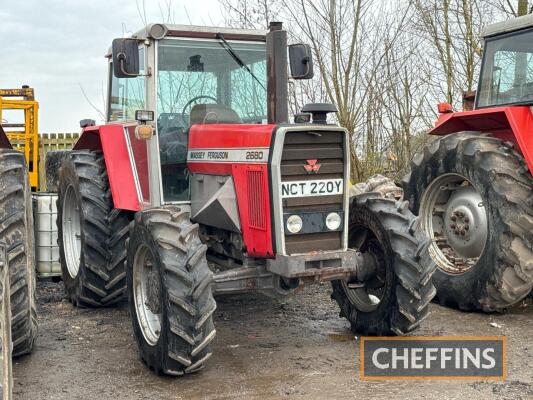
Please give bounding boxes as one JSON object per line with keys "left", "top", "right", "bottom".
{"left": 45, "top": 150, "right": 70, "bottom": 192}
{"left": 127, "top": 206, "right": 216, "bottom": 376}
{"left": 57, "top": 150, "right": 131, "bottom": 307}
{"left": 331, "top": 193, "right": 436, "bottom": 335}
{"left": 0, "top": 149, "right": 37, "bottom": 356}
{"left": 403, "top": 132, "right": 533, "bottom": 311}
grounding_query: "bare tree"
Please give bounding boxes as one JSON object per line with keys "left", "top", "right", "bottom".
{"left": 487, "top": 0, "right": 533, "bottom": 16}
{"left": 412, "top": 0, "right": 494, "bottom": 108}
{"left": 220, "top": 0, "right": 283, "bottom": 29}
{"left": 203, "top": 0, "right": 533, "bottom": 180}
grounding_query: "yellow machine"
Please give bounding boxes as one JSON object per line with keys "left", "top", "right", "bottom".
{"left": 0, "top": 86, "right": 39, "bottom": 189}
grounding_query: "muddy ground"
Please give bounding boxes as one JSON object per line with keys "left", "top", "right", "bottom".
{"left": 12, "top": 282, "right": 533, "bottom": 400}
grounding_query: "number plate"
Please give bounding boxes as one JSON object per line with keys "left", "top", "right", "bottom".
{"left": 281, "top": 179, "right": 344, "bottom": 198}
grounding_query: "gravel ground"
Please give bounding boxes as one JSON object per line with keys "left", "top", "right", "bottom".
{"left": 12, "top": 281, "right": 533, "bottom": 400}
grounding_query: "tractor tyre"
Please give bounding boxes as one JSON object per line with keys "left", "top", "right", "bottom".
{"left": 402, "top": 132, "right": 533, "bottom": 311}
{"left": 0, "top": 241, "right": 13, "bottom": 398}
{"left": 57, "top": 150, "right": 131, "bottom": 307}
{"left": 331, "top": 193, "right": 436, "bottom": 335}
{"left": 127, "top": 206, "right": 216, "bottom": 375}
{"left": 45, "top": 150, "right": 71, "bottom": 192}
{"left": 0, "top": 149, "right": 37, "bottom": 356}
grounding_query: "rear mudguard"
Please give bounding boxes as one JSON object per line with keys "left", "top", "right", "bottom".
{"left": 430, "top": 106, "right": 533, "bottom": 174}
{"left": 73, "top": 124, "right": 145, "bottom": 211}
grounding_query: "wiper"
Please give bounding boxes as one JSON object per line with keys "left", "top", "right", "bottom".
{"left": 216, "top": 33, "right": 266, "bottom": 91}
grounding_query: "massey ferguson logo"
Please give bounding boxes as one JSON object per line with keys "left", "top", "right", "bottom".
{"left": 304, "top": 159, "right": 321, "bottom": 173}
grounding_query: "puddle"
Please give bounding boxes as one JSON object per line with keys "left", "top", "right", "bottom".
{"left": 327, "top": 331, "right": 355, "bottom": 342}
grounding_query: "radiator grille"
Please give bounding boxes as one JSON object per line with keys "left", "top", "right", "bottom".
{"left": 281, "top": 130, "right": 344, "bottom": 254}
{"left": 247, "top": 169, "right": 266, "bottom": 230}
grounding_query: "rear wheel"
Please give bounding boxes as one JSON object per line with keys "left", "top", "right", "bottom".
{"left": 127, "top": 206, "right": 216, "bottom": 375}
{"left": 57, "top": 150, "right": 131, "bottom": 307}
{"left": 332, "top": 193, "right": 436, "bottom": 335}
{"left": 0, "top": 149, "right": 37, "bottom": 356}
{"left": 403, "top": 132, "right": 533, "bottom": 311}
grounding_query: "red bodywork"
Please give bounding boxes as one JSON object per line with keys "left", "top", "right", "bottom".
{"left": 188, "top": 124, "right": 276, "bottom": 258}
{"left": 73, "top": 124, "right": 148, "bottom": 212}
{"left": 74, "top": 122, "right": 276, "bottom": 258}
{"left": 431, "top": 106, "right": 533, "bottom": 174}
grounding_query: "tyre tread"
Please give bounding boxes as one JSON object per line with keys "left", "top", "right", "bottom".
{"left": 403, "top": 132, "right": 533, "bottom": 311}
{"left": 57, "top": 150, "right": 131, "bottom": 307}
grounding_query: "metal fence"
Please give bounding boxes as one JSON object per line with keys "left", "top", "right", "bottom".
{"left": 37, "top": 133, "right": 80, "bottom": 191}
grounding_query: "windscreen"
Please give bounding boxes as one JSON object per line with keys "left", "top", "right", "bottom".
{"left": 156, "top": 38, "right": 267, "bottom": 202}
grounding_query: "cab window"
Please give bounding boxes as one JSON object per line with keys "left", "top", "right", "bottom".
{"left": 109, "top": 47, "right": 146, "bottom": 121}
{"left": 477, "top": 29, "right": 533, "bottom": 107}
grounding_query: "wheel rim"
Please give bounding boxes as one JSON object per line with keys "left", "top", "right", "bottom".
{"left": 62, "top": 185, "right": 82, "bottom": 278}
{"left": 133, "top": 244, "right": 162, "bottom": 346}
{"left": 419, "top": 173, "right": 488, "bottom": 275}
{"left": 342, "top": 226, "right": 387, "bottom": 312}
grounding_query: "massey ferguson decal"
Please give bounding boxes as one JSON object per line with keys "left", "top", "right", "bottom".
{"left": 304, "top": 159, "right": 321, "bottom": 173}
{"left": 187, "top": 148, "right": 269, "bottom": 163}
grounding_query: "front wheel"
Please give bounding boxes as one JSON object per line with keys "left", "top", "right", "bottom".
{"left": 127, "top": 206, "right": 216, "bottom": 376}
{"left": 332, "top": 193, "right": 436, "bottom": 335}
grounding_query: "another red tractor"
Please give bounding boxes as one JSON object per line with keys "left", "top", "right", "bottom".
{"left": 404, "top": 15, "right": 533, "bottom": 312}
{"left": 57, "top": 22, "right": 435, "bottom": 375}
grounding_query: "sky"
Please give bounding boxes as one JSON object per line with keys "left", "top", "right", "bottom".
{"left": 0, "top": 0, "right": 223, "bottom": 132}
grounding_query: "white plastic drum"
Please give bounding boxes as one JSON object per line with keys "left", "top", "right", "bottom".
{"left": 33, "top": 193, "right": 61, "bottom": 278}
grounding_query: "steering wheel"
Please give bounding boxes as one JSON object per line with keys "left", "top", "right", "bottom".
{"left": 181, "top": 95, "right": 218, "bottom": 122}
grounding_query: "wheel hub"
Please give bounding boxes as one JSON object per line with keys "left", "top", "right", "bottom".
{"left": 343, "top": 228, "right": 387, "bottom": 313}
{"left": 420, "top": 173, "right": 488, "bottom": 274}
{"left": 62, "top": 185, "right": 82, "bottom": 278}
{"left": 144, "top": 261, "right": 161, "bottom": 315}
{"left": 443, "top": 185, "right": 487, "bottom": 259}
{"left": 133, "top": 245, "right": 162, "bottom": 346}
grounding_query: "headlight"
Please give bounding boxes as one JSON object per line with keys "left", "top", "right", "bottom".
{"left": 286, "top": 215, "right": 303, "bottom": 234}
{"left": 325, "top": 212, "right": 341, "bottom": 230}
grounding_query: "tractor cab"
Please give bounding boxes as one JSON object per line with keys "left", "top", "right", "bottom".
{"left": 477, "top": 16, "right": 533, "bottom": 108}
{"left": 106, "top": 22, "right": 313, "bottom": 204}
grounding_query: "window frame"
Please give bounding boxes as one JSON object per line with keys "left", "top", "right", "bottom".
{"left": 476, "top": 27, "right": 533, "bottom": 109}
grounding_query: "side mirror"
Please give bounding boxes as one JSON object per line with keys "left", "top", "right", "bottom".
{"left": 112, "top": 38, "right": 140, "bottom": 78}
{"left": 288, "top": 44, "right": 314, "bottom": 80}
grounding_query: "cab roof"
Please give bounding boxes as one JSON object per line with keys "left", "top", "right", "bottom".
{"left": 106, "top": 23, "right": 274, "bottom": 57}
{"left": 132, "top": 23, "right": 268, "bottom": 42}
{"left": 483, "top": 13, "right": 533, "bottom": 38}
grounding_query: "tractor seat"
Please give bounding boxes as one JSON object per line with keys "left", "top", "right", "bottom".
{"left": 189, "top": 104, "right": 242, "bottom": 125}
{"left": 158, "top": 113, "right": 187, "bottom": 134}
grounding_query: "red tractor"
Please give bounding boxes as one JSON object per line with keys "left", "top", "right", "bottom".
{"left": 57, "top": 22, "right": 435, "bottom": 375}
{"left": 404, "top": 15, "right": 533, "bottom": 312}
